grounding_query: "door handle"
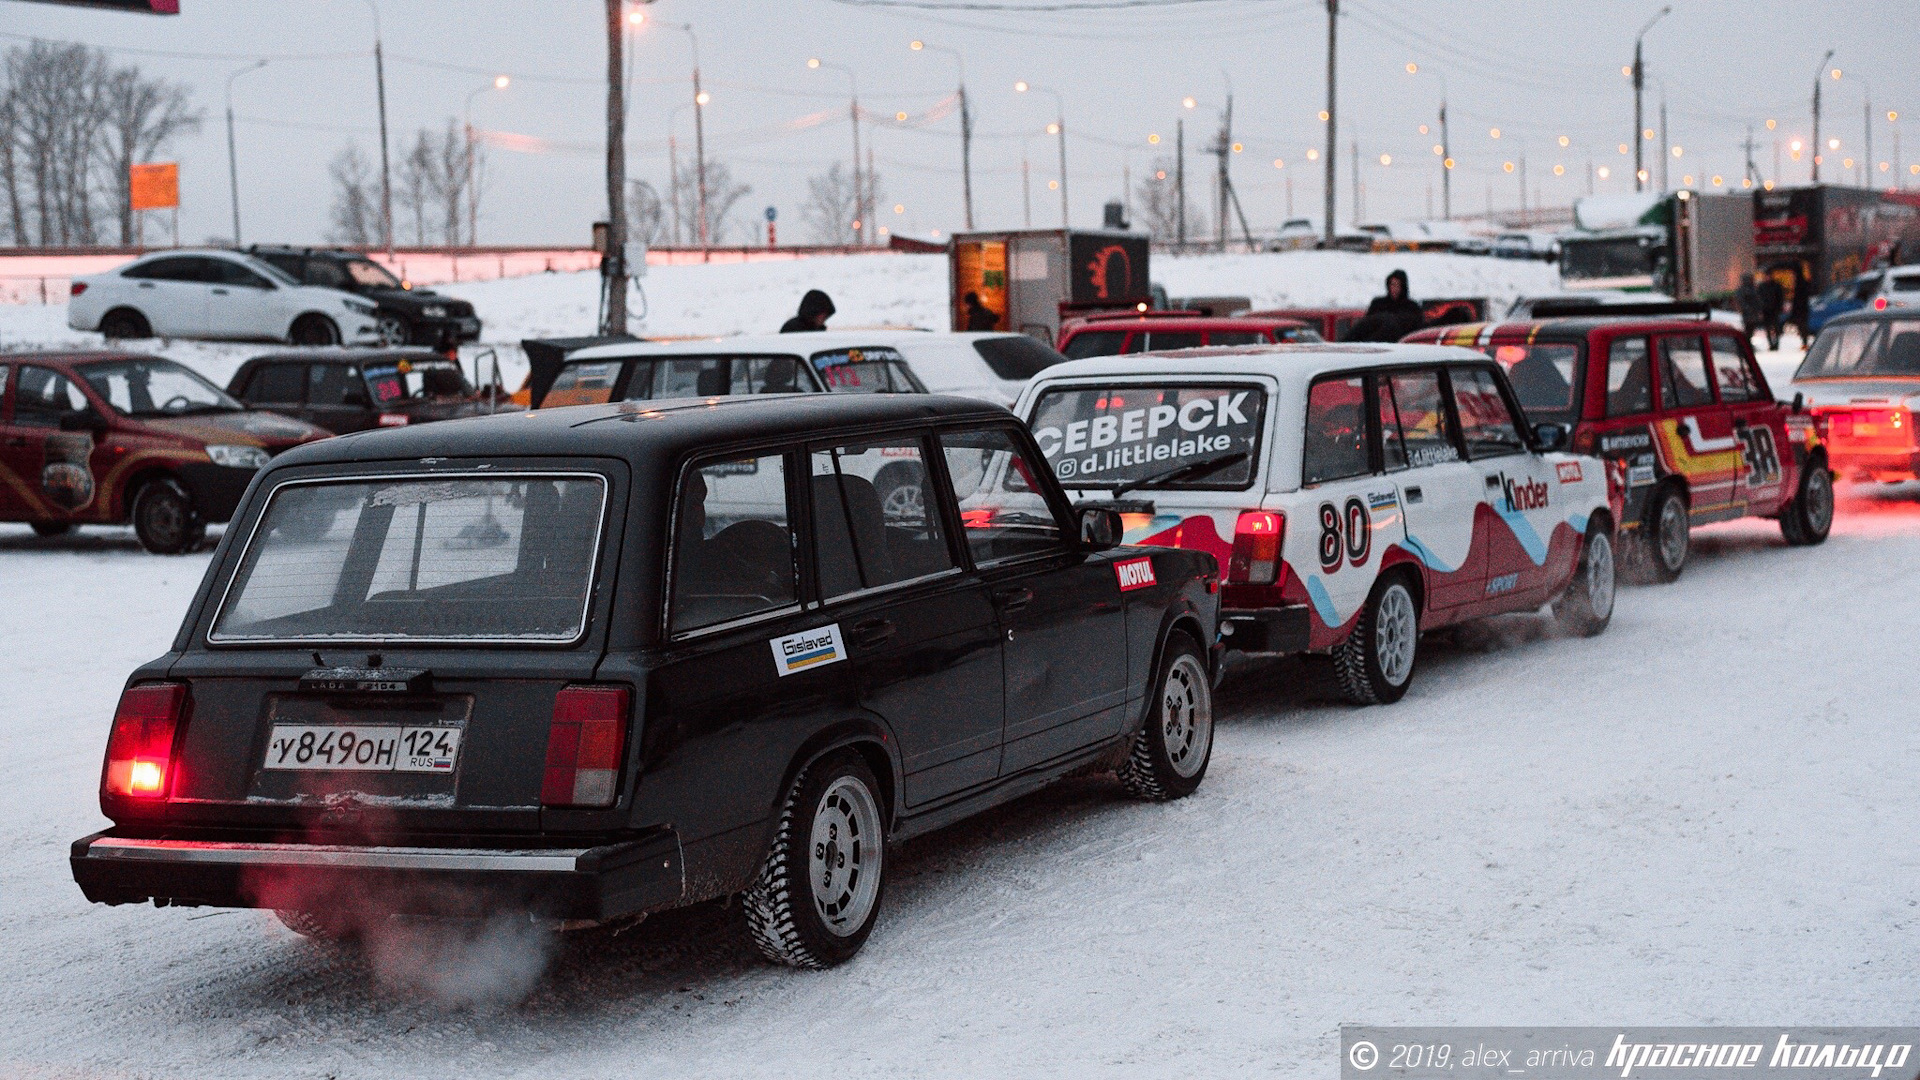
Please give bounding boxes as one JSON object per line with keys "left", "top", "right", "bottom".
{"left": 849, "top": 618, "right": 895, "bottom": 648}
{"left": 993, "top": 586, "right": 1035, "bottom": 612}
{"left": 211, "top": 287, "right": 229, "bottom": 295}
{"left": 136, "top": 282, "right": 154, "bottom": 289}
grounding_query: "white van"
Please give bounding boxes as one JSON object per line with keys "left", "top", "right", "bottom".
{"left": 1014, "top": 344, "right": 1616, "bottom": 703}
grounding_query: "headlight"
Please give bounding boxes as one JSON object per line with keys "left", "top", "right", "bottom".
{"left": 342, "top": 298, "right": 377, "bottom": 316}
{"left": 206, "top": 444, "right": 270, "bottom": 469}
{"left": 422, "top": 304, "right": 447, "bottom": 318}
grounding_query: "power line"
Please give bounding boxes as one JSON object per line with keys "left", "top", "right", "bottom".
{"left": 826, "top": 0, "right": 1288, "bottom": 9}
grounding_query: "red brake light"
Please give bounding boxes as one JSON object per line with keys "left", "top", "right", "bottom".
{"left": 1227, "top": 510, "right": 1284, "bottom": 585}
{"left": 70, "top": 281, "right": 87, "bottom": 296}
{"left": 1874, "top": 296, "right": 1889, "bottom": 311}
{"left": 104, "top": 683, "right": 187, "bottom": 799}
{"left": 542, "top": 685, "right": 630, "bottom": 808}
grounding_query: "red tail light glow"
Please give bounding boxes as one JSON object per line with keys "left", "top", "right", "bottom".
{"left": 104, "top": 683, "right": 187, "bottom": 799}
{"left": 1874, "top": 296, "right": 1889, "bottom": 311}
{"left": 542, "top": 685, "right": 630, "bottom": 808}
{"left": 1227, "top": 510, "right": 1284, "bottom": 585}
{"left": 69, "top": 281, "right": 87, "bottom": 296}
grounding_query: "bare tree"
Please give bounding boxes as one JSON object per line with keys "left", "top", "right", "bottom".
{"left": 326, "top": 143, "right": 381, "bottom": 244}
{"left": 99, "top": 64, "right": 201, "bottom": 245}
{"left": 671, "top": 156, "right": 751, "bottom": 245}
{"left": 392, "top": 121, "right": 475, "bottom": 245}
{"left": 1134, "top": 157, "right": 1203, "bottom": 244}
{"left": 628, "top": 179, "right": 667, "bottom": 246}
{"left": 0, "top": 87, "right": 22, "bottom": 245}
{"left": 801, "top": 162, "right": 869, "bottom": 244}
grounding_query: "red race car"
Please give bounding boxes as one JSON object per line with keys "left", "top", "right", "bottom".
{"left": 1056, "top": 312, "right": 1320, "bottom": 359}
{"left": 1406, "top": 315, "right": 1832, "bottom": 580}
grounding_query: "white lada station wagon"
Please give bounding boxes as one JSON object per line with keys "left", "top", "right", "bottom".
{"left": 1014, "top": 344, "right": 1617, "bottom": 703}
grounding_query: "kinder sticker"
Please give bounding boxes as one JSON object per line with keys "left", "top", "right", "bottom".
{"left": 1113, "top": 556, "right": 1157, "bottom": 591}
{"left": 1556, "top": 461, "right": 1584, "bottom": 484}
{"left": 770, "top": 624, "right": 845, "bottom": 677}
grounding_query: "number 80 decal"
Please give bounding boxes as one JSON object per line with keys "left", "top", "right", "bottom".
{"left": 1317, "top": 497, "right": 1372, "bottom": 572}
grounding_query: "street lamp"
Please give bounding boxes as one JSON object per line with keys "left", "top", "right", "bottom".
{"left": 1632, "top": 5, "right": 1671, "bottom": 192}
{"left": 464, "top": 76, "right": 509, "bottom": 245}
{"left": 911, "top": 39, "right": 973, "bottom": 230}
{"left": 224, "top": 59, "right": 268, "bottom": 246}
{"left": 810, "top": 58, "right": 866, "bottom": 245}
{"left": 1405, "top": 63, "right": 1451, "bottom": 218}
{"left": 661, "top": 23, "right": 708, "bottom": 249}
{"left": 1016, "top": 80, "right": 1069, "bottom": 227}
{"left": 1811, "top": 50, "right": 1836, "bottom": 182}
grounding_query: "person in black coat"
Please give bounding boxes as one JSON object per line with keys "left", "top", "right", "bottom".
{"left": 1757, "top": 271, "right": 1786, "bottom": 351}
{"left": 1346, "top": 269, "right": 1424, "bottom": 342}
{"left": 962, "top": 291, "right": 1001, "bottom": 332}
{"left": 1735, "top": 274, "right": 1762, "bottom": 345}
{"left": 781, "top": 289, "right": 836, "bottom": 332}
{"left": 1789, "top": 267, "right": 1813, "bottom": 351}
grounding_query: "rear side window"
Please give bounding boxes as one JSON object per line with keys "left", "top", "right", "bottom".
{"left": 309, "top": 364, "right": 366, "bottom": 406}
{"left": 1302, "top": 375, "right": 1369, "bottom": 485}
{"left": 212, "top": 475, "right": 607, "bottom": 643}
{"left": 303, "top": 259, "right": 349, "bottom": 288}
{"left": 809, "top": 439, "right": 953, "bottom": 599}
{"left": 247, "top": 364, "right": 307, "bottom": 405}
{"left": 1449, "top": 366, "right": 1526, "bottom": 458}
{"left": 213, "top": 260, "right": 274, "bottom": 288}
{"left": 1708, "top": 338, "right": 1764, "bottom": 402}
{"left": 545, "top": 360, "right": 623, "bottom": 407}
{"left": 670, "top": 453, "right": 797, "bottom": 633}
{"left": 1658, "top": 336, "right": 1714, "bottom": 409}
{"left": 1061, "top": 330, "right": 1127, "bottom": 359}
{"left": 1374, "top": 374, "right": 1408, "bottom": 472}
{"left": 1606, "top": 337, "right": 1654, "bottom": 417}
{"left": 12, "top": 366, "right": 88, "bottom": 427}
{"left": 1141, "top": 332, "right": 1203, "bottom": 351}
{"left": 122, "top": 256, "right": 206, "bottom": 281}
{"left": 1492, "top": 342, "right": 1581, "bottom": 422}
{"left": 633, "top": 356, "right": 812, "bottom": 400}
{"left": 972, "top": 335, "right": 1068, "bottom": 380}
{"left": 940, "top": 427, "right": 1064, "bottom": 564}
{"left": 1383, "top": 369, "right": 1458, "bottom": 466}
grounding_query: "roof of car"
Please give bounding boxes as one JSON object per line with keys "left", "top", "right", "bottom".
{"left": 237, "top": 347, "right": 449, "bottom": 366}
{"left": 1026, "top": 343, "right": 1486, "bottom": 392}
{"left": 1061, "top": 315, "right": 1309, "bottom": 333}
{"left": 262, "top": 393, "right": 1014, "bottom": 471}
{"left": 564, "top": 331, "right": 924, "bottom": 365}
{"left": 0, "top": 349, "right": 157, "bottom": 366}
{"left": 1410, "top": 317, "right": 1729, "bottom": 341}
{"left": 1823, "top": 307, "right": 1920, "bottom": 327}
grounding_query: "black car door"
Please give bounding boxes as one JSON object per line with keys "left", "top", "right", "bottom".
{"left": 806, "top": 433, "right": 1004, "bottom": 808}
{"left": 936, "top": 424, "right": 1128, "bottom": 777}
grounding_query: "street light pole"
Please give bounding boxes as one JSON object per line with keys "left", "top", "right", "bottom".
{"left": 464, "top": 76, "right": 507, "bottom": 246}
{"left": 224, "top": 59, "right": 267, "bottom": 247}
{"left": 1632, "top": 5, "right": 1671, "bottom": 193}
{"left": 1812, "top": 50, "right": 1835, "bottom": 184}
{"left": 1407, "top": 64, "right": 1450, "bottom": 220}
{"left": 810, "top": 59, "right": 864, "bottom": 245}
{"left": 1323, "top": 0, "right": 1338, "bottom": 242}
{"left": 912, "top": 40, "right": 972, "bottom": 230}
{"left": 362, "top": 0, "right": 392, "bottom": 254}
{"left": 603, "top": 0, "right": 628, "bottom": 334}
{"left": 666, "top": 24, "right": 708, "bottom": 251}
{"left": 1016, "top": 81, "right": 1069, "bottom": 228}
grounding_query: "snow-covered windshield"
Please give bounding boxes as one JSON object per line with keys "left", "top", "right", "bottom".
{"left": 1028, "top": 384, "right": 1265, "bottom": 491}
{"left": 1797, "top": 319, "right": 1920, "bottom": 379}
{"left": 79, "top": 358, "right": 243, "bottom": 416}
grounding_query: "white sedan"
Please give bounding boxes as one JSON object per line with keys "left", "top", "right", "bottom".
{"left": 68, "top": 249, "right": 381, "bottom": 346}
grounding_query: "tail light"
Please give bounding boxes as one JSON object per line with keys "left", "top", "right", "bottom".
{"left": 542, "top": 685, "right": 630, "bottom": 808}
{"left": 1227, "top": 510, "right": 1284, "bottom": 585}
{"left": 104, "top": 683, "right": 188, "bottom": 799}
{"left": 1874, "top": 296, "right": 1889, "bottom": 311}
{"left": 69, "top": 281, "right": 87, "bottom": 296}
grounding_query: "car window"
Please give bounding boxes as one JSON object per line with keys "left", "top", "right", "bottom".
{"left": 1605, "top": 336, "right": 1654, "bottom": 416}
{"left": 1893, "top": 275, "right": 1920, "bottom": 294}
{"left": 364, "top": 358, "right": 468, "bottom": 402}
{"left": 971, "top": 335, "right": 1068, "bottom": 380}
{"left": 303, "top": 259, "right": 349, "bottom": 288}
{"left": 1275, "top": 326, "right": 1324, "bottom": 343}
{"left": 1854, "top": 277, "right": 1883, "bottom": 301}
{"left": 1142, "top": 332, "right": 1203, "bottom": 351}
{"left": 670, "top": 452, "right": 798, "bottom": 633}
{"left": 1658, "top": 336, "right": 1715, "bottom": 410}
{"left": 346, "top": 259, "right": 403, "bottom": 288}
{"left": 811, "top": 347, "right": 920, "bottom": 394}
{"left": 1450, "top": 366, "right": 1527, "bottom": 458}
{"left": 1374, "top": 374, "right": 1409, "bottom": 472}
{"left": 940, "top": 427, "right": 1065, "bottom": 565}
{"left": 121, "top": 256, "right": 205, "bottom": 282}
{"left": 644, "top": 358, "right": 729, "bottom": 399}
{"left": 81, "top": 358, "right": 241, "bottom": 416}
{"left": 1707, "top": 337, "right": 1764, "bottom": 402}
{"left": 1302, "top": 375, "right": 1370, "bottom": 485}
{"left": 1885, "top": 323, "right": 1920, "bottom": 374}
{"left": 309, "top": 363, "right": 367, "bottom": 406}
{"left": 810, "top": 439, "right": 954, "bottom": 599}
{"left": 544, "top": 360, "right": 623, "bottom": 407}
{"left": 213, "top": 259, "right": 274, "bottom": 288}
{"left": 12, "top": 366, "right": 87, "bottom": 427}
{"left": 1060, "top": 330, "right": 1128, "bottom": 359}
{"left": 247, "top": 363, "right": 307, "bottom": 405}
{"left": 1492, "top": 342, "right": 1581, "bottom": 422}
{"left": 1385, "top": 369, "right": 1459, "bottom": 466}
{"left": 1028, "top": 383, "right": 1264, "bottom": 491}
{"left": 1208, "top": 330, "right": 1267, "bottom": 347}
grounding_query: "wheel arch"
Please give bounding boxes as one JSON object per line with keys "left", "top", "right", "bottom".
{"left": 1136, "top": 603, "right": 1211, "bottom": 733}
{"left": 770, "top": 716, "right": 904, "bottom": 837}
{"left": 98, "top": 306, "right": 150, "bottom": 335}
{"left": 115, "top": 464, "right": 181, "bottom": 520}
{"left": 287, "top": 311, "right": 340, "bottom": 342}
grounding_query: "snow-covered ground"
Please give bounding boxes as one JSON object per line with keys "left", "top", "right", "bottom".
{"left": 2, "top": 484, "right": 1918, "bottom": 1078}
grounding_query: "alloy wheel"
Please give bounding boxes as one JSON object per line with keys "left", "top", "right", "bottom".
{"left": 1160, "top": 653, "right": 1213, "bottom": 779}
{"left": 1375, "top": 584, "right": 1417, "bottom": 687}
{"left": 809, "top": 776, "right": 882, "bottom": 937}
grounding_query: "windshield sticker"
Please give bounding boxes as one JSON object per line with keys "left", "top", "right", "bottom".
{"left": 771, "top": 624, "right": 845, "bottom": 677}
{"left": 1030, "top": 386, "right": 1264, "bottom": 490}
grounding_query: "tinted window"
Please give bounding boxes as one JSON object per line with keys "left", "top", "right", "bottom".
{"left": 255, "top": 253, "right": 305, "bottom": 279}
{"left": 1707, "top": 337, "right": 1764, "bottom": 402}
{"left": 1385, "top": 369, "right": 1458, "bottom": 466}
{"left": 940, "top": 427, "right": 1064, "bottom": 564}
{"left": 670, "top": 453, "right": 797, "bottom": 633}
{"left": 1302, "top": 375, "right": 1370, "bottom": 485}
{"left": 247, "top": 363, "right": 307, "bottom": 405}
{"left": 971, "top": 335, "right": 1068, "bottom": 380}
{"left": 1893, "top": 275, "right": 1920, "bottom": 294}
{"left": 1141, "top": 332, "right": 1203, "bottom": 351}
{"left": 1028, "top": 384, "right": 1263, "bottom": 490}
{"left": 1061, "top": 330, "right": 1128, "bottom": 359}
{"left": 309, "top": 363, "right": 366, "bottom": 406}
{"left": 1658, "top": 336, "right": 1714, "bottom": 409}
{"left": 213, "top": 259, "right": 274, "bottom": 288}
{"left": 1606, "top": 336, "right": 1654, "bottom": 416}
{"left": 1450, "top": 366, "right": 1526, "bottom": 458}
{"left": 123, "top": 256, "right": 214, "bottom": 282}
{"left": 1492, "top": 342, "right": 1581, "bottom": 422}
{"left": 809, "top": 439, "right": 953, "bottom": 599}
{"left": 13, "top": 366, "right": 87, "bottom": 427}
{"left": 1374, "top": 374, "right": 1408, "bottom": 472}
{"left": 303, "top": 259, "right": 350, "bottom": 288}
{"left": 543, "top": 360, "right": 623, "bottom": 407}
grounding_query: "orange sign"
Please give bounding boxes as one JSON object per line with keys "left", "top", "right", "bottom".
{"left": 130, "top": 162, "right": 178, "bottom": 210}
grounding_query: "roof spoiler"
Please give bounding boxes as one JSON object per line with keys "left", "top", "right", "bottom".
{"left": 1529, "top": 299, "right": 1713, "bottom": 319}
{"left": 523, "top": 334, "right": 642, "bottom": 407}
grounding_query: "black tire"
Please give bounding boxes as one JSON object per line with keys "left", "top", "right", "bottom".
{"left": 289, "top": 314, "right": 341, "bottom": 346}
{"left": 1332, "top": 572, "right": 1420, "bottom": 705}
{"left": 374, "top": 312, "right": 411, "bottom": 347}
{"left": 742, "top": 749, "right": 887, "bottom": 969}
{"left": 1779, "top": 456, "right": 1834, "bottom": 546}
{"left": 99, "top": 308, "right": 151, "bottom": 340}
{"left": 1117, "top": 631, "right": 1213, "bottom": 801}
{"left": 275, "top": 909, "right": 356, "bottom": 942}
{"left": 1627, "top": 484, "right": 1689, "bottom": 584}
{"left": 29, "top": 521, "right": 72, "bottom": 537}
{"left": 1552, "top": 517, "right": 1616, "bottom": 638}
{"left": 131, "top": 478, "right": 205, "bottom": 555}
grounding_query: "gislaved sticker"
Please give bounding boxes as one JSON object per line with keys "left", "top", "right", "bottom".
{"left": 771, "top": 624, "right": 846, "bottom": 677}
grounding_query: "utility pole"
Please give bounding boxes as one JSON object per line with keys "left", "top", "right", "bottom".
{"left": 960, "top": 84, "right": 974, "bottom": 228}
{"left": 684, "top": 26, "right": 708, "bottom": 252}
{"left": 1632, "top": 6, "right": 1670, "bottom": 193}
{"left": 668, "top": 135, "right": 681, "bottom": 244}
{"left": 1323, "top": 0, "right": 1338, "bottom": 242}
{"left": 1439, "top": 98, "right": 1451, "bottom": 220}
{"left": 602, "top": 0, "right": 627, "bottom": 334}
{"left": 224, "top": 59, "right": 267, "bottom": 247}
{"left": 1812, "top": 49, "right": 1834, "bottom": 184}
{"left": 1350, "top": 138, "right": 1359, "bottom": 226}
{"left": 1863, "top": 82, "right": 1873, "bottom": 189}
{"left": 1658, "top": 94, "right": 1669, "bottom": 191}
{"left": 1175, "top": 119, "right": 1186, "bottom": 248}
{"left": 1022, "top": 149, "right": 1033, "bottom": 228}
{"left": 362, "top": 0, "right": 392, "bottom": 254}
{"left": 1743, "top": 126, "right": 1761, "bottom": 187}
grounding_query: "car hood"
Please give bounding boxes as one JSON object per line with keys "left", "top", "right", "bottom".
{"left": 140, "top": 409, "right": 330, "bottom": 448}
{"left": 1791, "top": 379, "right": 1920, "bottom": 408}
{"left": 363, "top": 287, "right": 475, "bottom": 316}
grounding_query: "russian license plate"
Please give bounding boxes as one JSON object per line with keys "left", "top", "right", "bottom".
{"left": 264, "top": 725, "right": 461, "bottom": 773}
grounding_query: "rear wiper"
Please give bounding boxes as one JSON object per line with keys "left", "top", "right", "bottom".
{"left": 1110, "top": 450, "right": 1249, "bottom": 497}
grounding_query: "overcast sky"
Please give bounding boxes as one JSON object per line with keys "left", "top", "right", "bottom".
{"left": 6, "top": 0, "right": 1916, "bottom": 246}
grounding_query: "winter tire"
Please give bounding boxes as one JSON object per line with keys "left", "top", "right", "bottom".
{"left": 1117, "top": 631, "right": 1213, "bottom": 801}
{"left": 275, "top": 909, "right": 356, "bottom": 941}
{"left": 289, "top": 314, "right": 341, "bottom": 346}
{"left": 742, "top": 749, "right": 886, "bottom": 968}
{"left": 1552, "top": 519, "right": 1616, "bottom": 638}
{"left": 99, "top": 309, "right": 151, "bottom": 340}
{"left": 1332, "top": 573, "right": 1419, "bottom": 705}
{"left": 132, "top": 478, "right": 205, "bottom": 555}
{"left": 1778, "top": 457, "right": 1833, "bottom": 547}
{"left": 1629, "top": 484, "right": 1689, "bottom": 584}
{"left": 29, "top": 521, "right": 72, "bottom": 537}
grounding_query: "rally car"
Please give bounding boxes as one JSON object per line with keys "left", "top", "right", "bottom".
{"left": 1017, "top": 344, "right": 1615, "bottom": 705}
{"left": 1790, "top": 309, "right": 1920, "bottom": 482}
{"left": 1406, "top": 315, "right": 1832, "bottom": 581}
{"left": 228, "top": 349, "right": 516, "bottom": 435}
{"left": 69, "top": 393, "right": 1219, "bottom": 969}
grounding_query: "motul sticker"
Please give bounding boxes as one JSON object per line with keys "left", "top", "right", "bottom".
{"left": 770, "top": 624, "right": 844, "bottom": 677}
{"left": 1114, "top": 556, "right": 1157, "bottom": 591}
{"left": 1556, "top": 461, "right": 1583, "bottom": 483}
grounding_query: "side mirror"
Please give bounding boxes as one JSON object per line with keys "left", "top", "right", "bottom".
{"left": 1792, "top": 392, "right": 1805, "bottom": 414}
{"left": 60, "top": 410, "right": 107, "bottom": 434}
{"left": 1531, "top": 422, "right": 1567, "bottom": 452}
{"left": 1077, "top": 506, "right": 1123, "bottom": 551}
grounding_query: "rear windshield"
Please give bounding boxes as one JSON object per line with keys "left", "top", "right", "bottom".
{"left": 812, "top": 347, "right": 925, "bottom": 393}
{"left": 1797, "top": 320, "right": 1920, "bottom": 379}
{"left": 1028, "top": 384, "right": 1264, "bottom": 491}
{"left": 211, "top": 474, "right": 606, "bottom": 643}
{"left": 1060, "top": 330, "right": 1130, "bottom": 360}
{"left": 972, "top": 335, "right": 1070, "bottom": 380}
{"left": 364, "top": 358, "right": 470, "bottom": 403}
{"left": 1490, "top": 342, "right": 1583, "bottom": 423}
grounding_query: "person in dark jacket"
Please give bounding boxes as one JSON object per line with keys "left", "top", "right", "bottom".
{"left": 1346, "top": 269, "right": 1424, "bottom": 342}
{"left": 963, "top": 291, "right": 1001, "bottom": 332}
{"left": 1789, "top": 267, "right": 1813, "bottom": 351}
{"left": 1757, "top": 271, "right": 1786, "bottom": 351}
{"left": 1736, "top": 274, "right": 1762, "bottom": 346}
{"left": 781, "top": 289, "right": 836, "bottom": 333}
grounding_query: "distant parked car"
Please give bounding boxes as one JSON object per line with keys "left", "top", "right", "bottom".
{"left": 1056, "top": 314, "right": 1320, "bottom": 360}
{"left": 861, "top": 331, "right": 1071, "bottom": 405}
{"left": 249, "top": 246, "right": 482, "bottom": 349}
{"left": 0, "top": 351, "right": 328, "bottom": 552}
{"left": 67, "top": 249, "right": 380, "bottom": 346}
{"left": 1807, "top": 267, "right": 1920, "bottom": 335}
{"left": 228, "top": 348, "right": 515, "bottom": 434}
{"left": 1791, "top": 309, "right": 1920, "bottom": 483}
{"left": 533, "top": 333, "right": 930, "bottom": 409}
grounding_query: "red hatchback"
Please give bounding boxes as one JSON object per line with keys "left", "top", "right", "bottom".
{"left": 1056, "top": 313, "right": 1320, "bottom": 359}
{"left": 1405, "top": 317, "right": 1833, "bottom": 580}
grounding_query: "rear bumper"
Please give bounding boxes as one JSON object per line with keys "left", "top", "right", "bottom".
{"left": 1825, "top": 446, "right": 1920, "bottom": 482}
{"left": 70, "top": 828, "right": 684, "bottom": 922}
{"left": 1218, "top": 605, "right": 1311, "bottom": 654}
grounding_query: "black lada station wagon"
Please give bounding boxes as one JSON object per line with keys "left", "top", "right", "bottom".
{"left": 71, "top": 393, "right": 1221, "bottom": 967}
